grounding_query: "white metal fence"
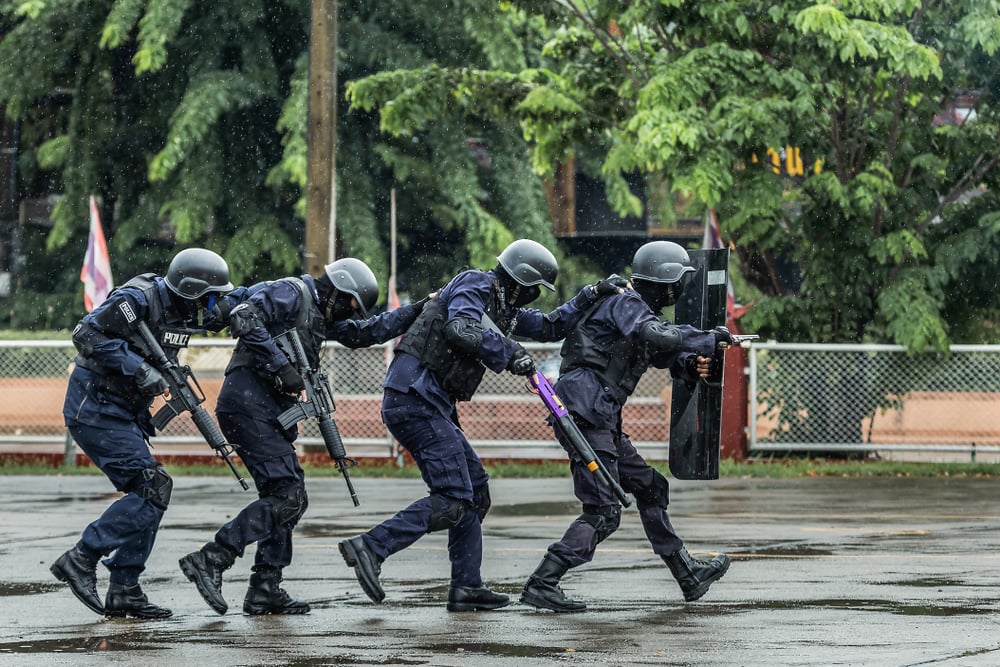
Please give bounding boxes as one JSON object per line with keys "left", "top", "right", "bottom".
{"left": 0, "top": 339, "right": 674, "bottom": 461}
{"left": 749, "top": 342, "right": 1000, "bottom": 460}
{"left": 4, "top": 339, "right": 1000, "bottom": 463}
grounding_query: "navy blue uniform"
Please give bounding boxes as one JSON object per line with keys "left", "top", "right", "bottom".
{"left": 545, "top": 290, "right": 716, "bottom": 566}
{"left": 362, "top": 269, "right": 600, "bottom": 589}
{"left": 212, "top": 275, "right": 420, "bottom": 572}
{"left": 62, "top": 276, "right": 234, "bottom": 587}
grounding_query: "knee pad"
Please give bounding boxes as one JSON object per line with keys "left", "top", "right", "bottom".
{"left": 579, "top": 504, "right": 621, "bottom": 542}
{"left": 427, "top": 493, "right": 467, "bottom": 533}
{"left": 268, "top": 484, "right": 309, "bottom": 528}
{"left": 634, "top": 469, "right": 670, "bottom": 511}
{"left": 129, "top": 464, "right": 173, "bottom": 511}
{"left": 472, "top": 482, "right": 491, "bottom": 522}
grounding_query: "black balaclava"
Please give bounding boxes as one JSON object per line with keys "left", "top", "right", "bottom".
{"left": 167, "top": 289, "right": 200, "bottom": 322}
{"left": 633, "top": 279, "right": 684, "bottom": 313}
{"left": 496, "top": 265, "right": 541, "bottom": 308}
{"left": 316, "top": 273, "right": 356, "bottom": 322}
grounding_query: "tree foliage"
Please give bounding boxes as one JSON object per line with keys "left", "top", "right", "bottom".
{"left": 347, "top": 0, "right": 1000, "bottom": 350}
{"left": 0, "top": 0, "right": 572, "bottom": 328}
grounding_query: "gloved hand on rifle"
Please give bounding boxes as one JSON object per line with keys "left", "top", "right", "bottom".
{"left": 276, "top": 363, "right": 305, "bottom": 395}
{"left": 134, "top": 361, "right": 169, "bottom": 396}
{"left": 507, "top": 345, "right": 535, "bottom": 376}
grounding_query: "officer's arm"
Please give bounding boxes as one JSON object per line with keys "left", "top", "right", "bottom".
{"left": 328, "top": 301, "right": 425, "bottom": 348}
{"left": 639, "top": 320, "right": 716, "bottom": 357}
{"left": 446, "top": 275, "right": 515, "bottom": 373}
{"left": 514, "top": 283, "right": 613, "bottom": 341}
{"left": 228, "top": 282, "right": 298, "bottom": 372}
{"left": 72, "top": 290, "right": 149, "bottom": 375}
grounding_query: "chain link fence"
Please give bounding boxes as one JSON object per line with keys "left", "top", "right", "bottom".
{"left": 749, "top": 342, "right": 1000, "bottom": 460}
{"left": 0, "top": 340, "right": 674, "bottom": 462}
{"left": 6, "top": 339, "right": 1000, "bottom": 463}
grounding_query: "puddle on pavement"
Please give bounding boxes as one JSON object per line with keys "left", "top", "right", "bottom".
{"left": 879, "top": 576, "right": 967, "bottom": 588}
{"left": 0, "top": 581, "right": 62, "bottom": 596}
{"left": 739, "top": 545, "right": 836, "bottom": 557}
{"left": 490, "top": 501, "right": 581, "bottom": 517}
{"left": 0, "top": 636, "right": 164, "bottom": 653}
{"left": 674, "top": 599, "right": 987, "bottom": 618}
{"left": 418, "top": 641, "right": 571, "bottom": 660}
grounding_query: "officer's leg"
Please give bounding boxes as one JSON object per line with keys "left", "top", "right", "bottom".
{"left": 208, "top": 412, "right": 309, "bottom": 615}
{"left": 59, "top": 421, "right": 172, "bottom": 619}
{"left": 618, "top": 434, "right": 729, "bottom": 602}
{"left": 522, "top": 420, "right": 620, "bottom": 613}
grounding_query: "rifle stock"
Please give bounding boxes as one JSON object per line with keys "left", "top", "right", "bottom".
{"left": 275, "top": 328, "right": 359, "bottom": 506}
{"left": 528, "top": 371, "right": 631, "bottom": 507}
{"left": 135, "top": 321, "right": 249, "bottom": 490}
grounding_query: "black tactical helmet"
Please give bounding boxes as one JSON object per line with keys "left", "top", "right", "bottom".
{"left": 324, "top": 258, "right": 378, "bottom": 318}
{"left": 496, "top": 239, "right": 557, "bottom": 291}
{"left": 630, "top": 241, "right": 695, "bottom": 284}
{"left": 164, "top": 248, "right": 234, "bottom": 299}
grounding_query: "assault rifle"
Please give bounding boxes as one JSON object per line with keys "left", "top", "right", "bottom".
{"left": 527, "top": 371, "right": 631, "bottom": 507}
{"left": 134, "top": 321, "right": 249, "bottom": 490}
{"left": 275, "top": 328, "right": 359, "bottom": 507}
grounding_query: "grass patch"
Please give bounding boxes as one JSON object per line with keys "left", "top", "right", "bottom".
{"left": 2, "top": 457, "right": 997, "bottom": 478}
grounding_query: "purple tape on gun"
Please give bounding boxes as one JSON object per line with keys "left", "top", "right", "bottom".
{"left": 529, "top": 371, "right": 569, "bottom": 419}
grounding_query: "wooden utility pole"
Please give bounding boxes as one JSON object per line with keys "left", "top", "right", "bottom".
{"left": 306, "top": 0, "right": 338, "bottom": 275}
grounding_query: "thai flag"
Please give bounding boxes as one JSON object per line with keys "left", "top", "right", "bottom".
{"left": 80, "top": 196, "right": 113, "bottom": 312}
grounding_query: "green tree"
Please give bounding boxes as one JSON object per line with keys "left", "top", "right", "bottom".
{"left": 0, "top": 0, "right": 571, "bottom": 328}
{"left": 347, "top": 0, "right": 1000, "bottom": 350}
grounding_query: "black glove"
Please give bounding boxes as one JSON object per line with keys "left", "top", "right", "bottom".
{"left": 134, "top": 362, "right": 168, "bottom": 396}
{"left": 411, "top": 295, "right": 430, "bottom": 313}
{"left": 506, "top": 346, "right": 535, "bottom": 376}
{"left": 712, "top": 325, "right": 735, "bottom": 347}
{"left": 276, "top": 363, "right": 305, "bottom": 394}
{"left": 588, "top": 274, "right": 629, "bottom": 299}
{"left": 210, "top": 298, "right": 233, "bottom": 324}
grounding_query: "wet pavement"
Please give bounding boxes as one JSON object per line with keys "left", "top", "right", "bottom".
{"left": 1, "top": 473, "right": 998, "bottom": 666}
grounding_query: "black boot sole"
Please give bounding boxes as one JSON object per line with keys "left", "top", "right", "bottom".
{"left": 104, "top": 608, "right": 173, "bottom": 620}
{"left": 447, "top": 598, "right": 512, "bottom": 612}
{"left": 520, "top": 590, "right": 587, "bottom": 613}
{"left": 179, "top": 554, "right": 228, "bottom": 615}
{"left": 243, "top": 604, "right": 311, "bottom": 616}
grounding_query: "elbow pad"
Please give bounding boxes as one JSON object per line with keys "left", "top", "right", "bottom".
{"left": 639, "top": 319, "right": 683, "bottom": 354}
{"left": 443, "top": 317, "right": 484, "bottom": 354}
{"left": 71, "top": 321, "right": 111, "bottom": 357}
{"left": 228, "top": 303, "right": 265, "bottom": 338}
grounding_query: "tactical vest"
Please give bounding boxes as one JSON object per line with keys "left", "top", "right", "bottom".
{"left": 559, "top": 299, "right": 649, "bottom": 404}
{"left": 396, "top": 279, "right": 512, "bottom": 401}
{"left": 74, "top": 274, "right": 193, "bottom": 405}
{"left": 226, "top": 277, "right": 325, "bottom": 374}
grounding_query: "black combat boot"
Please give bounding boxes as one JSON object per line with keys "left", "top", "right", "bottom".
{"left": 243, "top": 567, "right": 310, "bottom": 615}
{"left": 50, "top": 546, "right": 104, "bottom": 615}
{"left": 104, "top": 582, "right": 173, "bottom": 619}
{"left": 447, "top": 585, "right": 511, "bottom": 612}
{"left": 179, "top": 541, "right": 237, "bottom": 615}
{"left": 339, "top": 535, "right": 385, "bottom": 603}
{"left": 662, "top": 547, "right": 731, "bottom": 602}
{"left": 520, "top": 553, "right": 587, "bottom": 613}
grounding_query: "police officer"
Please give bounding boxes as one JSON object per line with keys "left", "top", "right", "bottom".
{"left": 52, "top": 248, "right": 235, "bottom": 619}
{"left": 178, "top": 258, "right": 428, "bottom": 616}
{"left": 519, "top": 241, "right": 734, "bottom": 612}
{"left": 338, "top": 239, "right": 626, "bottom": 611}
